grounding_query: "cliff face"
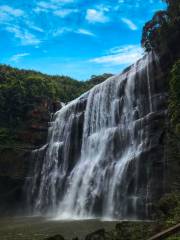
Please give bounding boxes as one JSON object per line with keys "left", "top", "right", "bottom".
{"left": 0, "top": 149, "right": 29, "bottom": 214}
{"left": 0, "top": 98, "right": 62, "bottom": 215}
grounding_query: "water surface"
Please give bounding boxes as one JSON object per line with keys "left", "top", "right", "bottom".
{"left": 0, "top": 217, "right": 118, "bottom": 240}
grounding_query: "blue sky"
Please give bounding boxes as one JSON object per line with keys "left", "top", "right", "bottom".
{"left": 0, "top": 0, "right": 166, "bottom": 80}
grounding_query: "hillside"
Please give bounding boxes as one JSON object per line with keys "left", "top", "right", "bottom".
{"left": 0, "top": 65, "right": 112, "bottom": 148}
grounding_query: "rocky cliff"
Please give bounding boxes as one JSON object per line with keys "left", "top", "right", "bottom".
{"left": 0, "top": 98, "right": 62, "bottom": 214}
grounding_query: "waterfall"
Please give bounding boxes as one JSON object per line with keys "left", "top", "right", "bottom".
{"left": 26, "top": 51, "right": 167, "bottom": 220}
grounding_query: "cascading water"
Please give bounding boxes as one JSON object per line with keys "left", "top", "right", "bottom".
{"left": 26, "top": 51, "right": 167, "bottom": 220}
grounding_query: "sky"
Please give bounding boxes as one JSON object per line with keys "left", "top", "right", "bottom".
{"left": 0, "top": 0, "right": 166, "bottom": 80}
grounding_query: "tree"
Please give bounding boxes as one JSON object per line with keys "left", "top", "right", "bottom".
{"left": 141, "top": 0, "right": 180, "bottom": 54}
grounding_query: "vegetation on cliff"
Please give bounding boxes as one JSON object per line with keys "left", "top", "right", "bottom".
{"left": 0, "top": 64, "right": 112, "bottom": 148}
{"left": 141, "top": 0, "right": 180, "bottom": 58}
{"left": 169, "top": 60, "right": 180, "bottom": 139}
{"left": 141, "top": 0, "right": 180, "bottom": 194}
{"left": 167, "top": 60, "right": 180, "bottom": 192}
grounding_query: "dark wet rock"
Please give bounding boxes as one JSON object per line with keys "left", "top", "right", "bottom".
{"left": 0, "top": 97, "right": 62, "bottom": 215}
{"left": 45, "top": 235, "right": 65, "bottom": 240}
{"left": 85, "top": 229, "right": 106, "bottom": 240}
{"left": 0, "top": 148, "right": 30, "bottom": 215}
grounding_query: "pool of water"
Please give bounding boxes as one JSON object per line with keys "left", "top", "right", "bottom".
{"left": 0, "top": 217, "right": 119, "bottom": 240}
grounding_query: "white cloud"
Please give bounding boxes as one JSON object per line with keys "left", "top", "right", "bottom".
{"left": 33, "top": 7, "right": 48, "bottom": 13}
{"left": 35, "top": 0, "right": 74, "bottom": 13}
{"left": 121, "top": 18, "right": 138, "bottom": 30}
{"left": 25, "top": 21, "right": 44, "bottom": 33}
{"left": 86, "top": 9, "right": 109, "bottom": 23}
{"left": 53, "top": 27, "right": 95, "bottom": 37}
{"left": 52, "top": 27, "right": 71, "bottom": 36}
{"left": 96, "top": 4, "right": 110, "bottom": 12}
{"left": 54, "top": 8, "right": 78, "bottom": 17}
{"left": 0, "top": 5, "right": 24, "bottom": 22}
{"left": 6, "top": 26, "right": 41, "bottom": 45}
{"left": 10, "top": 53, "right": 30, "bottom": 62}
{"left": 76, "top": 28, "right": 95, "bottom": 36}
{"left": 52, "top": 0, "right": 74, "bottom": 3}
{"left": 37, "top": 1, "right": 57, "bottom": 10}
{"left": 0, "top": 5, "right": 42, "bottom": 46}
{"left": 0, "top": 5, "right": 24, "bottom": 17}
{"left": 30, "top": 25, "right": 44, "bottom": 33}
{"left": 90, "top": 45, "right": 143, "bottom": 66}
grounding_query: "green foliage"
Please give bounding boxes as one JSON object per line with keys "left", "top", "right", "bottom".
{"left": 0, "top": 128, "right": 13, "bottom": 144}
{"left": 141, "top": 0, "right": 180, "bottom": 56}
{"left": 86, "top": 73, "right": 113, "bottom": 86}
{"left": 156, "top": 193, "right": 180, "bottom": 225}
{"left": 141, "top": 10, "right": 169, "bottom": 51}
{"left": 0, "top": 64, "right": 111, "bottom": 144}
{"left": 167, "top": 237, "right": 180, "bottom": 240}
{"left": 154, "top": 193, "right": 180, "bottom": 239}
{"left": 169, "top": 60, "right": 180, "bottom": 133}
{"left": 113, "top": 222, "right": 155, "bottom": 240}
{"left": 167, "top": 61, "right": 180, "bottom": 192}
